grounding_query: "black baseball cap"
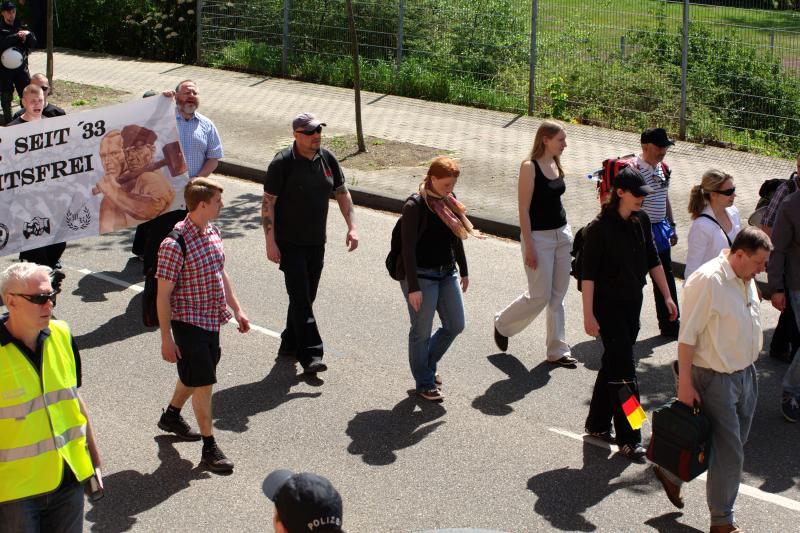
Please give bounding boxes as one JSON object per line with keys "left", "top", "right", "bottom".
{"left": 263, "top": 470, "right": 343, "bottom": 533}
{"left": 641, "top": 127, "right": 675, "bottom": 147}
{"left": 614, "top": 166, "right": 654, "bottom": 197}
{"left": 1, "top": 2, "right": 16, "bottom": 11}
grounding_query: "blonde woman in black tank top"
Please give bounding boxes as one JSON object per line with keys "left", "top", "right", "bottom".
{"left": 493, "top": 121, "right": 577, "bottom": 367}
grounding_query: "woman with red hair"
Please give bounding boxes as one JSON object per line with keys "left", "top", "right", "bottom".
{"left": 396, "top": 156, "right": 472, "bottom": 401}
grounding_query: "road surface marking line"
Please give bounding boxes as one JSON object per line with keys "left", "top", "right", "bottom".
{"left": 68, "top": 265, "right": 344, "bottom": 357}
{"left": 548, "top": 427, "right": 800, "bottom": 512}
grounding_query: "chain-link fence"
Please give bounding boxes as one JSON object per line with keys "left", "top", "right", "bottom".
{"left": 198, "top": 0, "right": 800, "bottom": 157}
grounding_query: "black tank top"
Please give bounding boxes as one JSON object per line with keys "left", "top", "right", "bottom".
{"left": 529, "top": 160, "right": 567, "bottom": 231}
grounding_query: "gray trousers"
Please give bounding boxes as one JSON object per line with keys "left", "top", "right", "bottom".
{"left": 663, "top": 364, "right": 757, "bottom": 527}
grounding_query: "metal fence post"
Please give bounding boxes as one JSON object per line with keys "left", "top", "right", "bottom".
{"left": 527, "top": 0, "right": 538, "bottom": 116}
{"left": 396, "top": 0, "right": 405, "bottom": 68}
{"left": 770, "top": 30, "right": 775, "bottom": 55}
{"left": 282, "top": 0, "right": 290, "bottom": 76}
{"left": 679, "top": 0, "right": 689, "bottom": 141}
{"left": 196, "top": 0, "right": 203, "bottom": 64}
{"left": 620, "top": 35, "right": 625, "bottom": 60}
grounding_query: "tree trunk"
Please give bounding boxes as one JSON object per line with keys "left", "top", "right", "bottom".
{"left": 345, "top": 0, "right": 366, "bottom": 153}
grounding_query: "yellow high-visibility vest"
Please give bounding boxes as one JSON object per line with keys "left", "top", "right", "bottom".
{"left": 0, "top": 320, "right": 94, "bottom": 503}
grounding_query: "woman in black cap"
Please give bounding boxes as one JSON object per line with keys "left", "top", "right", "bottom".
{"left": 581, "top": 166, "right": 678, "bottom": 460}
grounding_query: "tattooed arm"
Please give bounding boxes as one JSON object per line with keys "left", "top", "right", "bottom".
{"left": 262, "top": 192, "right": 281, "bottom": 263}
{"left": 335, "top": 185, "right": 359, "bottom": 251}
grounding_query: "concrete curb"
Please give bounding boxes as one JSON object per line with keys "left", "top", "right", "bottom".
{"left": 218, "top": 158, "right": 692, "bottom": 281}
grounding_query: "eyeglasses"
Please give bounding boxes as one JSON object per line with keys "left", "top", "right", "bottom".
{"left": 12, "top": 291, "right": 58, "bottom": 305}
{"left": 296, "top": 126, "right": 323, "bottom": 135}
{"left": 715, "top": 187, "right": 736, "bottom": 196}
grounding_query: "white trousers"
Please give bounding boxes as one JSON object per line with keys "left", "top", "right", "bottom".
{"left": 494, "top": 225, "right": 572, "bottom": 360}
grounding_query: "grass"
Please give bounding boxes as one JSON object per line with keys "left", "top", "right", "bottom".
{"left": 539, "top": 0, "right": 800, "bottom": 64}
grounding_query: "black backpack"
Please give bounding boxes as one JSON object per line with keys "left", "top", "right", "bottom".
{"left": 756, "top": 172, "right": 797, "bottom": 211}
{"left": 569, "top": 223, "right": 591, "bottom": 292}
{"left": 385, "top": 194, "right": 427, "bottom": 281}
{"left": 142, "top": 229, "right": 186, "bottom": 327}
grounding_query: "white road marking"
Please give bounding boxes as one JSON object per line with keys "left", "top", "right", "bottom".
{"left": 68, "top": 265, "right": 344, "bottom": 355}
{"left": 548, "top": 427, "right": 800, "bottom": 512}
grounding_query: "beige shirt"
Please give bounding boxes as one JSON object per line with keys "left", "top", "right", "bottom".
{"left": 679, "top": 250, "right": 762, "bottom": 373}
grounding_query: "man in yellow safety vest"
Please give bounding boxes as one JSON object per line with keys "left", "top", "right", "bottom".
{"left": 0, "top": 262, "right": 101, "bottom": 532}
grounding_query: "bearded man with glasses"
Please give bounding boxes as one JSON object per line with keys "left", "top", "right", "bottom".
{"left": 0, "top": 262, "right": 102, "bottom": 533}
{"left": 261, "top": 112, "right": 359, "bottom": 376}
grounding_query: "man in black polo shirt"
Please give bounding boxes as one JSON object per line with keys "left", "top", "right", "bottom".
{"left": 261, "top": 112, "right": 358, "bottom": 375}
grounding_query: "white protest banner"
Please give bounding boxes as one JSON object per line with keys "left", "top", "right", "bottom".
{"left": 0, "top": 96, "right": 189, "bottom": 256}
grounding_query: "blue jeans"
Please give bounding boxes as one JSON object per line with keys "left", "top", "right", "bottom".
{"left": 401, "top": 268, "right": 465, "bottom": 391}
{"left": 783, "top": 290, "right": 800, "bottom": 396}
{"left": 0, "top": 479, "right": 84, "bottom": 533}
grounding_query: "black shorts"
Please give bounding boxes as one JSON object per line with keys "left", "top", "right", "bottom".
{"left": 172, "top": 321, "right": 221, "bottom": 387}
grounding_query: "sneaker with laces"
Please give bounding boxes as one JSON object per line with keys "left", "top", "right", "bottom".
{"left": 619, "top": 443, "right": 647, "bottom": 462}
{"left": 418, "top": 388, "right": 444, "bottom": 401}
{"left": 158, "top": 409, "right": 201, "bottom": 441}
{"left": 781, "top": 393, "right": 799, "bottom": 423}
{"left": 201, "top": 443, "right": 234, "bottom": 472}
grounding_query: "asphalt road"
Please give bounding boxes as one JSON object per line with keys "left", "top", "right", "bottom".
{"left": 3, "top": 175, "right": 797, "bottom": 533}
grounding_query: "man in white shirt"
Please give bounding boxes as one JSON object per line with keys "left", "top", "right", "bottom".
{"left": 653, "top": 226, "right": 771, "bottom": 533}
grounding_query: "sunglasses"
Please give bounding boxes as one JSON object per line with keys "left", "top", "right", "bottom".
{"left": 40, "top": 85, "right": 49, "bottom": 93}
{"left": 296, "top": 126, "right": 323, "bottom": 135}
{"left": 12, "top": 291, "right": 58, "bottom": 305}
{"left": 715, "top": 187, "right": 736, "bottom": 196}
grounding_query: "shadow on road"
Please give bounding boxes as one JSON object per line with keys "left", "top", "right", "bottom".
{"left": 571, "top": 334, "right": 674, "bottom": 372}
{"left": 472, "top": 355, "right": 558, "bottom": 416}
{"left": 84, "top": 435, "right": 210, "bottom": 533}
{"left": 214, "top": 192, "right": 262, "bottom": 241}
{"left": 644, "top": 512, "right": 704, "bottom": 532}
{"left": 527, "top": 440, "right": 651, "bottom": 531}
{"left": 212, "top": 355, "right": 322, "bottom": 433}
{"left": 346, "top": 393, "right": 446, "bottom": 466}
{"left": 73, "top": 292, "right": 151, "bottom": 351}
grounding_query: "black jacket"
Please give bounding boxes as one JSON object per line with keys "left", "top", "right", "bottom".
{"left": 582, "top": 208, "right": 660, "bottom": 300}
{"left": 1, "top": 19, "right": 36, "bottom": 80}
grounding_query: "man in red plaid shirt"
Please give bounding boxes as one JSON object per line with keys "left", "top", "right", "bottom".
{"left": 154, "top": 177, "right": 250, "bottom": 473}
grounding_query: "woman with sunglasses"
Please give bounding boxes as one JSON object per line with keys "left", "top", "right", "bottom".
{"left": 582, "top": 166, "right": 678, "bottom": 460}
{"left": 398, "top": 156, "right": 472, "bottom": 401}
{"left": 684, "top": 169, "right": 741, "bottom": 281}
{"left": 493, "top": 121, "right": 577, "bottom": 366}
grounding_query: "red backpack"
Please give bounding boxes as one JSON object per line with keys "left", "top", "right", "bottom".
{"left": 597, "top": 154, "right": 671, "bottom": 204}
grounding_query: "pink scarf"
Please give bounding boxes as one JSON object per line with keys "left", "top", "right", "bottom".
{"left": 419, "top": 181, "right": 474, "bottom": 240}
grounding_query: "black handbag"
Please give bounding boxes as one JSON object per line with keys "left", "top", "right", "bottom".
{"left": 646, "top": 398, "right": 712, "bottom": 482}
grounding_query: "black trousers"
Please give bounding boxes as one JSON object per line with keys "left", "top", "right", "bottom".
{"left": 19, "top": 242, "right": 66, "bottom": 269}
{"left": 278, "top": 241, "right": 325, "bottom": 368}
{"left": 1, "top": 68, "right": 30, "bottom": 125}
{"left": 770, "top": 303, "right": 800, "bottom": 357}
{"left": 652, "top": 246, "right": 680, "bottom": 331}
{"left": 586, "top": 292, "right": 644, "bottom": 446}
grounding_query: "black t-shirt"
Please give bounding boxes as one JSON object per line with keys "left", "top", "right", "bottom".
{"left": 264, "top": 144, "right": 345, "bottom": 246}
{"left": 529, "top": 160, "right": 567, "bottom": 231}
{"left": 5, "top": 115, "right": 26, "bottom": 126}
{"left": 12, "top": 103, "right": 66, "bottom": 120}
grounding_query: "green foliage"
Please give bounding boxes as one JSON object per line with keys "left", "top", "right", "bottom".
{"left": 55, "top": 0, "right": 196, "bottom": 63}
{"left": 547, "top": 77, "right": 569, "bottom": 120}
